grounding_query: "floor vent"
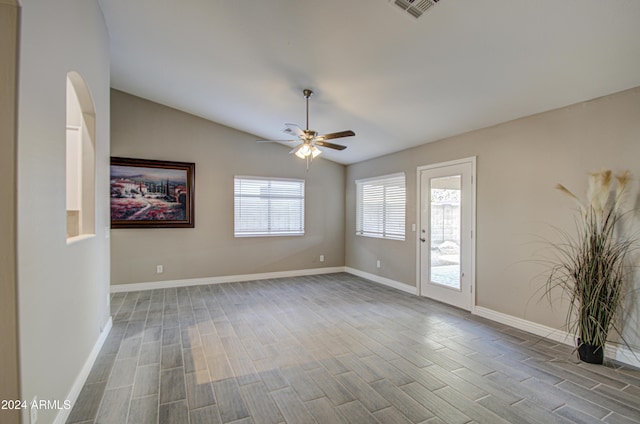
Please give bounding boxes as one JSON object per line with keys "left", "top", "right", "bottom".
{"left": 390, "top": 0, "right": 440, "bottom": 19}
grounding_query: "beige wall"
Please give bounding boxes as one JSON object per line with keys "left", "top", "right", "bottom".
{"left": 0, "top": 1, "right": 20, "bottom": 423}
{"left": 110, "top": 90, "right": 345, "bottom": 286}
{"left": 346, "top": 87, "right": 640, "bottom": 344}
{"left": 17, "top": 1, "right": 111, "bottom": 423}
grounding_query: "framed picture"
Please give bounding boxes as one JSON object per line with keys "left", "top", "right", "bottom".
{"left": 110, "top": 157, "right": 195, "bottom": 228}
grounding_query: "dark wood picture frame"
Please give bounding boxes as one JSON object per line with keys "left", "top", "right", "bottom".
{"left": 110, "top": 157, "right": 195, "bottom": 228}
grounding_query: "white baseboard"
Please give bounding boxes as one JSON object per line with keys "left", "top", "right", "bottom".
{"left": 606, "top": 342, "right": 640, "bottom": 368}
{"left": 344, "top": 267, "right": 418, "bottom": 295}
{"left": 473, "top": 306, "right": 640, "bottom": 368}
{"left": 111, "top": 266, "right": 418, "bottom": 296}
{"left": 473, "top": 306, "right": 572, "bottom": 345}
{"left": 110, "top": 267, "right": 346, "bottom": 293}
{"left": 54, "top": 317, "right": 113, "bottom": 424}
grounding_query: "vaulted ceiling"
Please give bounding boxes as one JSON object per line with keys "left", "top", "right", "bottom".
{"left": 98, "top": 0, "right": 640, "bottom": 164}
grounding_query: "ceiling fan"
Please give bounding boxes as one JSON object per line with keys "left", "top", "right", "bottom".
{"left": 257, "top": 89, "right": 355, "bottom": 164}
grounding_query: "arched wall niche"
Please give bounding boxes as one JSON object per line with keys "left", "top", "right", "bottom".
{"left": 66, "top": 71, "right": 96, "bottom": 240}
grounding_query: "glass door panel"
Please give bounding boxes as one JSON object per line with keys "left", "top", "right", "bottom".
{"left": 429, "top": 175, "right": 461, "bottom": 290}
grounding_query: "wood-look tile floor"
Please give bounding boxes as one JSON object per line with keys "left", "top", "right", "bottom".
{"left": 67, "top": 273, "right": 640, "bottom": 424}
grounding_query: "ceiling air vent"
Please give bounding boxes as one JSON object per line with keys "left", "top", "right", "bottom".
{"left": 389, "top": 0, "right": 439, "bottom": 19}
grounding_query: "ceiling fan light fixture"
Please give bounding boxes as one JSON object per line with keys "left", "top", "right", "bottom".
{"left": 294, "top": 144, "right": 309, "bottom": 159}
{"left": 293, "top": 143, "right": 321, "bottom": 160}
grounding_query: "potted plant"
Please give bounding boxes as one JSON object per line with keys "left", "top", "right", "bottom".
{"left": 545, "top": 169, "right": 635, "bottom": 364}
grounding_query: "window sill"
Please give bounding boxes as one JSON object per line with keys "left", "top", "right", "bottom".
{"left": 66, "top": 233, "right": 95, "bottom": 245}
{"left": 234, "top": 233, "right": 305, "bottom": 238}
{"left": 356, "top": 233, "right": 405, "bottom": 241}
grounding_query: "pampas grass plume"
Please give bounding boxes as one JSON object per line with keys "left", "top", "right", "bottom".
{"left": 615, "top": 170, "right": 632, "bottom": 205}
{"left": 555, "top": 183, "right": 584, "bottom": 212}
{"left": 588, "top": 170, "right": 612, "bottom": 212}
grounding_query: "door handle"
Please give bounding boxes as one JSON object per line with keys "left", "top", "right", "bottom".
{"left": 420, "top": 238, "right": 426, "bottom": 242}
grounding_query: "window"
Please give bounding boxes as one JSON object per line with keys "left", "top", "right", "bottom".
{"left": 356, "top": 172, "right": 406, "bottom": 240}
{"left": 234, "top": 176, "right": 305, "bottom": 237}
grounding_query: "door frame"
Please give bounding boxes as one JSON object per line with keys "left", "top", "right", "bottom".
{"left": 415, "top": 157, "right": 477, "bottom": 312}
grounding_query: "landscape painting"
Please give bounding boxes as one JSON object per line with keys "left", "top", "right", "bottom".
{"left": 110, "top": 157, "right": 195, "bottom": 228}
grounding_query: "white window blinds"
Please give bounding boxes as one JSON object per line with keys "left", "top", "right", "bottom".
{"left": 356, "top": 173, "right": 406, "bottom": 240}
{"left": 234, "top": 176, "right": 305, "bottom": 237}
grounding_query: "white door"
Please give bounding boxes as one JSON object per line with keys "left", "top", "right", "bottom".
{"left": 418, "top": 158, "right": 475, "bottom": 311}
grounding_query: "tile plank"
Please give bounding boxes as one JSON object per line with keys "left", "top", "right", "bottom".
{"left": 94, "top": 386, "right": 132, "bottom": 424}
{"left": 132, "top": 363, "right": 160, "bottom": 398}
{"left": 159, "top": 400, "right": 189, "bottom": 424}
{"left": 239, "top": 382, "right": 285, "bottom": 424}
{"left": 269, "top": 388, "right": 316, "bottom": 424}
{"left": 160, "top": 367, "right": 186, "bottom": 404}
{"left": 335, "top": 371, "right": 391, "bottom": 413}
{"left": 371, "top": 379, "right": 434, "bottom": 423}
{"left": 401, "top": 381, "right": 471, "bottom": 424}
{"left": 212, "top": 378, "right": 250, "bottom": 423}
{"left": 185, "top": 370, "right": 216, "bottom": 410}
{"left": 128, "top": 395, "right": 158, "bottom": 424}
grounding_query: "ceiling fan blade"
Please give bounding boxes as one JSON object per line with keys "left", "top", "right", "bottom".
{"left": 256, "top": 139, "right": 298, "bottom": 143}
{"left": 315, "top": 140, "right": 347, "bottom": 150}
{"left": 283, "top": 123, "right": 305, "bottom": 138}
{"left": 315, "top": 130, "right": 355, "bottom": 141}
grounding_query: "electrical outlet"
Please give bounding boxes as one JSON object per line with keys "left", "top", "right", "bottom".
{"left": 156, "top": 265, "right": 163, "bottom": 274}
{"left": 30, "top": 396, "right": 37, "bottom": 424}
{"left": 319, "top": 254, "right": 325, "bottom": 262}
{"left": 376, "top": 260, "right": 381, "bottom": 268}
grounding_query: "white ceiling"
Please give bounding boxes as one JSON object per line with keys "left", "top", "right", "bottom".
{"left": 98, "top": 0, "right": 640, "bottom": 165}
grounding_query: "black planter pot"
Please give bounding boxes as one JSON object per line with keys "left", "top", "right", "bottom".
{"left": 577, "top": 339, "right": 604, "bottom": 364}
